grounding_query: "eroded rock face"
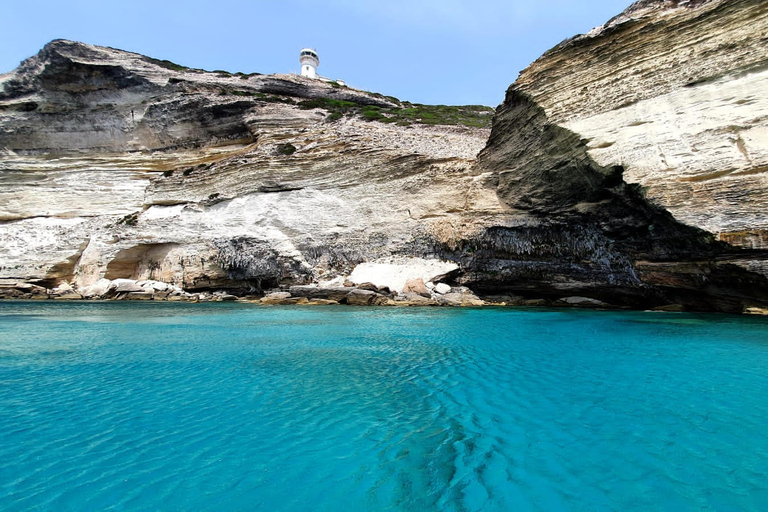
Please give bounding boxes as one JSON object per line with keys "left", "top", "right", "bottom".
{"left": 465, "top": 0, "right": 768, "bottom": 312}
{"left": 2, "top": 14, "right": 768, "bottom": 314}
{"left": 0, "top": 40, "right": 495, "bottom": 298}
{"left": 505, "top": 0, "right": 768, "bottom": 245}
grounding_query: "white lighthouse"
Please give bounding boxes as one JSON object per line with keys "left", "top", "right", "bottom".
{"left": 299, "top": 48, "right": 319, "bottom": 79}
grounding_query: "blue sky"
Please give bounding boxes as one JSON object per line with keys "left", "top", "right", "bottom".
{"left": 2, "top": 0, "right": 631, "bottom": 106}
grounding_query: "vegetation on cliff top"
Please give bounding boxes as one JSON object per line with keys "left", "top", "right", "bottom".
{"left": 295, "top": 97, "right": 494, "bottom": 128}
{"left": 215, "top": 87, "right": 494, "bottom": 128}
{"left": 142, "top": 56, "right": 262, "bottom": 78}
{"left": 143, "top": 53, "right": 493, "bottom": 129}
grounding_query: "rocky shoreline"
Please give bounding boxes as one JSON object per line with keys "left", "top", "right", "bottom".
{"left": 3, "top": 277, "right": 767, "bottom": 315}
{"left": 0, "top": 277, "right": 494, "bottom": 307}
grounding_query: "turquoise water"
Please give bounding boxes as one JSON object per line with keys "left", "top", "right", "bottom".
{"left": 1, "top": 302, "right": 767, "bottom": 511}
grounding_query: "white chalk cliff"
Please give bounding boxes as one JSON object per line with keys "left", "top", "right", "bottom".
{"left": 1, "top": 0, "right": 768, "bottom": 312}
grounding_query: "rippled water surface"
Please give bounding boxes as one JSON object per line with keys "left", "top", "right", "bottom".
{"left": 1, "top": 302, "right": 767, "bottom": 511}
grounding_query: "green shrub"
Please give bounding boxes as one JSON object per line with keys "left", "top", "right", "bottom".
{"left": 362, "top": 108, "right": 385, "bottom": 121}
{"left": 144, "top": 57, "right": 190, "bottom": 72}
{"left": 288, "top": 90, "right": 494, "bottom": 128}
{"left": 118, "top": 212, "right": 139, "bottom": 226}
{"left": 298, "top": 98, "right": 357, "bottom": 111}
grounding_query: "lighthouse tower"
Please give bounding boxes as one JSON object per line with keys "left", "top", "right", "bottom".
{"left": 299, "top": 48, "right": 319, "bottom": 79}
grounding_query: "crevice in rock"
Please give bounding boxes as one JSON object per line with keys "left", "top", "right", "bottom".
{"left": 41, "top": 238, "right": 91, "bottom": 288}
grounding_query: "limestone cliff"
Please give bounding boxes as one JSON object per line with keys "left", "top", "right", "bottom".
{"left": 0, "top": 40, "right": 497, "bottom": 299}
{"left": 2, "top": 1, "right": 768, "bottom": 314}
{"left": 499, "top": 0, "right": 768, "bottom": 246}
{"left": 473, "top": 0, "right": 768, "bottom": 311}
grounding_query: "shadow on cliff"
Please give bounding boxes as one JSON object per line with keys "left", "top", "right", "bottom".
{"left": 426, "top": 90, "right": 768, "bottom": 312}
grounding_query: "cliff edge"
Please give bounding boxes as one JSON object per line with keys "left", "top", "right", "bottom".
{"left": 2, "top": 0, "right": 768, "bottom": 314}
{"left": 472, "top": 0, "right": 768, "bottom": 312}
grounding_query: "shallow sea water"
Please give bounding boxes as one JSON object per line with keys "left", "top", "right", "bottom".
{"left": 0, "top": 301, "right": 767, "bottom": 511}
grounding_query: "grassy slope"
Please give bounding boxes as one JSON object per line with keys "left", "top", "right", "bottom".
{"left": 146, "top": 55, "right": 495, "bottom": 129}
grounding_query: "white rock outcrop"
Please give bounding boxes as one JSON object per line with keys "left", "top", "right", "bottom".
{"left": 0, "top": 40, "right": 494, "bottom": 291}
{"left": 348, "top": 258, "right": 459, "bottom": 296}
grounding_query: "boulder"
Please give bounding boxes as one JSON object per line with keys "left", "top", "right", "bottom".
{"left": 78, "top": 278, "right": 112, "bottom": 298}
{"left": 260, "top": 292, "right": 292, "bottom": 305}
{"left": 371, "top": 294, "right": 393, "bottom": 305}
{"left": 346, "top": 289, "right": 376, "bottom": 305}
{"left": 441, "top": 291, "right": 484, "bottom": 306}
{"left": 402, "top": 278, "right": 430, "bottom": 298}
{"left": 112, "top": 279, "right": 143, "bottom": 293}
{"left": 146, "top": 280, "right": 169, "bottom": 292}
{"left": 289, "top": 285, "right": 350, "bottom": 302}
{"left": 434, "top": 283, "right": 451, "bottom": 295}
{"left": 52, "top": 283, "right": 74, "bottom": 294}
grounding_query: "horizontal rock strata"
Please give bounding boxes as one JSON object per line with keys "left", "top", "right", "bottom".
{"left": 2, "top": 5, "right": 768, "bottom": 315}
{"left": 471, "top": 0, "right": 768, "bottom": 312}
{"left": 510, "top": 0, "right": 768, "bottom": 246}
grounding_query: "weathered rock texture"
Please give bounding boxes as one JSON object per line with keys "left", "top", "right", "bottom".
{"left": 0, "top": 40, "right": 495, "bottom": 295}
{"left": 2, "top": 2, "right": 768, "bottom": 314}
{"left": 472, "top": 0, "right": 768, "bottom": 312}
{"left": 507, "top": 0, "right": 768, "bottom": 245}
